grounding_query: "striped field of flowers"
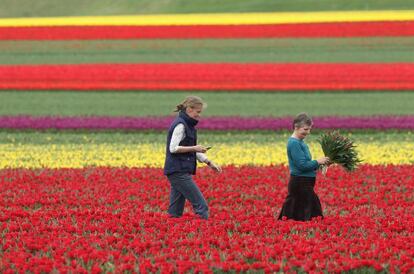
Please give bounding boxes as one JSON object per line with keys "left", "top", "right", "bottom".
{"left": 1, "top": 10, "right": 414, "bottom": 91}
{"left": 1, "top": 5, "right": 414, "bottom": 273}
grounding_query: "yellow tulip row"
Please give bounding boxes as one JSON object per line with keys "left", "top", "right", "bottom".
{"left": 1, "top": 11, "right": 414, "bottom": 27}
{"left": 1, "top": 142, "right": 413, "bottom": 168}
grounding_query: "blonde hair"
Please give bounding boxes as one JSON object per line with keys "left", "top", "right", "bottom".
{"left": 293, "top": 112, "right": 313, "bottom": 129}
{"left": 174, "top": 96, "right": 206, "bottom": 112}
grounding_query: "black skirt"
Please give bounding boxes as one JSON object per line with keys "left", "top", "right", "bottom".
{"left": 278, "top": 175, "right": 323, "bottom": 221}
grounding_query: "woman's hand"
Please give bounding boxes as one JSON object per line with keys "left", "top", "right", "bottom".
{"left": 193, "top": 145, "right": 207, "bottom": 153}
{"left": 317, "top": 157, "right": 330, "bottom": 165}
{"left": 207, "top": 161, "right": 222, "bottom": 173}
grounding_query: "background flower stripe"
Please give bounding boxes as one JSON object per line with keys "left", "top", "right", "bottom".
{"left": 1, "top": 11, "right": 414, "bottom": 27}
{"left": 1, "top": 142, "right": 413, "bottom": 168}
{"left": 2, "top": 21, "right": 414, "bottom": 40}
{"left": 1, "top": 115, "right": 414, "bottom": 130}
{"left": 2, "top": 63, "right": 414, "bottom": 91}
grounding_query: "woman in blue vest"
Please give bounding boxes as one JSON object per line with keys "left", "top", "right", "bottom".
{"left": 164, "top": 96, "right": 221, "bottom": 220}
{"left": 278, "top": 113, "right": 330, "bottom": 221}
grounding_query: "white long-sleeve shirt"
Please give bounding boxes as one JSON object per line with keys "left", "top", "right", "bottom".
{"left": 169, "top": 123, "right": 209, "bottom": 163}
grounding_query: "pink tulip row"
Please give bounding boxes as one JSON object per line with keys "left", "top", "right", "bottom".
{"left": 1, "top": 115, "right": 413, "bottom": 130}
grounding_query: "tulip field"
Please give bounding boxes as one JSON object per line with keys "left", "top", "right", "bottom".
{"left": 1, "top": 1, "right": 414, "bottom": 273}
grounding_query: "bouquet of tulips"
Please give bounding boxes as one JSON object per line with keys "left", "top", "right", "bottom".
{"left": 318, "top": 131, "right": 361, "bottom": 175}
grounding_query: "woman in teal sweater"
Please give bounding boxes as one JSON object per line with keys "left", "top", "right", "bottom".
{"left": 278, "top": 113, "right": 330, "bottom": 221}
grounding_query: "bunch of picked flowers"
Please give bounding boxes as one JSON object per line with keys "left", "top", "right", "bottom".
{"left": 318, "top": 131, "right": 361, "bottom": 175}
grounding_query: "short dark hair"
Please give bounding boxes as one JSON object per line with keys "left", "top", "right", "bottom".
{"left": 293, "top": 112, "right": 313, "bottom": 129}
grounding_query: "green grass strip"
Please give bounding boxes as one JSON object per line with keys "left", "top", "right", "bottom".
{"left": 1, "top": 91, "right": 414, "bottom": 117}
{"left": 1, "top": 130, "right": 413, "bottom": 145}
{"left": 1, "top": 0, "right": 414, "bottom": 18}
{"left": 1, "top": 37, "right": 414, "bottom": 65}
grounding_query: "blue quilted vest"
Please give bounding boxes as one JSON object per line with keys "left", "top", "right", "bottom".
{"left": 164, "top": 111, "right": 198, "bottom": 175}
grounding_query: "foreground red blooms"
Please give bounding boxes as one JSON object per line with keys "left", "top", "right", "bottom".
{"left": 1, "top": 21, "right": 414, "bottom": 40}
{"left": 0, "top": 165, "right": 413, "bottom": 272}
{"left": 2, "top": 63, "right": 414, "bottom": 91}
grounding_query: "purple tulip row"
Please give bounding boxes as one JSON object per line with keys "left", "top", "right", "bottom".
{"left": 0, "top": 115, "right": 413, "bottom": 130}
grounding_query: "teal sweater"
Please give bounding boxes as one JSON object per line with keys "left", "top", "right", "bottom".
{"left": 287, "top": 137, "right": 319, "bottom": 177}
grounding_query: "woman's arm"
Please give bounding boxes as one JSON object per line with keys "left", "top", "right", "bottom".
{"left": 290, "top": 142, "right": 319, "bottom": 172}
{"left": 197, "top": 152, "right": 222, "bottom": 173}
{"left": 169, "top": 124, "right": 207, "bottom": 153}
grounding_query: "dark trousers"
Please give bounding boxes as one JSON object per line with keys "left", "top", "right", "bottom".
{"left": 278, "top": 175, "right": 323, "bottom": 221}
{"left": 166, "top": 172, "right": 209, "bottom": 219}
